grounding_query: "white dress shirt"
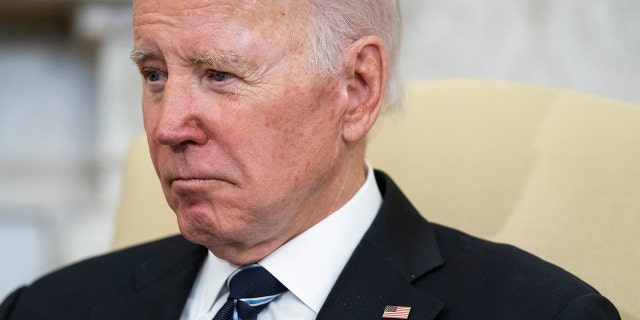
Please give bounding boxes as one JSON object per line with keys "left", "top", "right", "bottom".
{"left": 180, "top": 163, "right": 382, "bottom": 320}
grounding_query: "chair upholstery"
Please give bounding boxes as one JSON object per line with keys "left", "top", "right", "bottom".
{"left": 113, "top": 79, "right": 640, "bottom": 319}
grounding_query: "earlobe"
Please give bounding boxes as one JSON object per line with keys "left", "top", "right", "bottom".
{"left": 341, "top": 36, "right": 387, "bottom": 142}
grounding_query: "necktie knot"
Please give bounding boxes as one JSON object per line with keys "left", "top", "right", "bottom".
{"left": 213, "top": 264, "right": 287, "bottom": 320}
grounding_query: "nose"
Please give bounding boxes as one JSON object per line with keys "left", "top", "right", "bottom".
{"left": 152, "top": 78, "right": 208, "bottom": 147}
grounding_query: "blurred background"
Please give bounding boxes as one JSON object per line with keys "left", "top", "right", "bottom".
{"left": 0, "top": 0, "right": 639, "bottom": 299}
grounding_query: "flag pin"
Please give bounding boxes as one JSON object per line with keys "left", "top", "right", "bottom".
{"left": 382, "top": 305, "right": 411, "bottom": 319}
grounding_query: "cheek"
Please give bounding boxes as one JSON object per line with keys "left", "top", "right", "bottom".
{"left": 141, "top": 104, "right": 165, "bottom": 177}
{"left": 261, "top": 92, "right": 341, "bottom": 171}
{"left": 141, "top": 102, "right": 157, "bottom": 135}
{"left": 267, "top": 82, "right": 338, "bottom": 131}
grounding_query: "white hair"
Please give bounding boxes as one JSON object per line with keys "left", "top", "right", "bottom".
{"left": 302, "top": 1, "right": 403, "bottom": 114}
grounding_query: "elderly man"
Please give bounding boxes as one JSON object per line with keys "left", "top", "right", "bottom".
{"left": 0, "top": 0, "right": 620, "bottom": 319}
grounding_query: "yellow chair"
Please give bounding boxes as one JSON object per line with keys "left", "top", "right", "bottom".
{"left": 113, "top": 79, "right": 640, "bottom": 319}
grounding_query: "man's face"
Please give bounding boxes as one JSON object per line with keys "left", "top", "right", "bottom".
{"left": 132, "top": 0, "right": 352, "bottom": 263}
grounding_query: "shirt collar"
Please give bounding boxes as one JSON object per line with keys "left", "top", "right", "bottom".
{"left": 189, "top": 251, "right": 237, "bottom": 314}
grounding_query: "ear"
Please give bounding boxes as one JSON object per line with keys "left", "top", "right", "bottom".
{"left": 340, "top": 36, "right": 387, "bottom": 142}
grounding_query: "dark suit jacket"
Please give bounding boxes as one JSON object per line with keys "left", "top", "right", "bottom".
{"left": 0, "top": 171, "right": 620, "bottom": 319}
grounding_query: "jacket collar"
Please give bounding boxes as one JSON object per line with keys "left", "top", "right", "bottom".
{"left": 316, "top": 171, "right": 445, "bottom": 320}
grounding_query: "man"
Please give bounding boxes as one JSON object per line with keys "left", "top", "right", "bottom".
{"left": 0, "top": 0, "right": 620, "bottom": 319}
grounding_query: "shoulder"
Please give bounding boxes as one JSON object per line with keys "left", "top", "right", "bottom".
{"left": 426, "top": 224, "right": 618, "bottom": 319}
{"left": 33, "top": 235, "right": 198, "bottom": 288}
{"left": 431, "top": 224, "right": 589, "bottom": 288}
{"left": 0, "top": 235, "right": 203, "bottom": 319}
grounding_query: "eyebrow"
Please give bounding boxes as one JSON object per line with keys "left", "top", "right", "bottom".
{"left": 194, "top": 53, "right": 243, "bottom": 66}
{"left": 130, "top": 48, "right": 158, "bottom": 65}
{"left": 131, "top": 49, "right": 251, "bottom": 68}
{"left": 194, "top": 53, "right": 258, "bottom": 74}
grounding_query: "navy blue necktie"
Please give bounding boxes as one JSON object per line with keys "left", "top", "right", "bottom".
{"left": 212, "top": 264, "right": 287, "bottom": 320}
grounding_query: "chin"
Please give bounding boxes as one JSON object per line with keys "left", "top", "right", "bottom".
{"left": 174, "top": 207, "right": 215, "bottom": 239}
{"left": 175, "top": 208, "right": 238, "bottom": 246}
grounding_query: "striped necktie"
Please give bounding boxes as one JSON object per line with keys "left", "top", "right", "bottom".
{"left": 212, "top": 264, "right": 287, "bottom": 320}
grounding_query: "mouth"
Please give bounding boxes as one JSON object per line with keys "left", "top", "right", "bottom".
{"left": 169, "top": 176, "right": 237, "bottom": 189}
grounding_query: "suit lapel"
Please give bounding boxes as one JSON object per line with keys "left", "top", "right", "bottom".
{"left": 317, "top": 171, "right": 445, "bottom": 320}
{"left": 90, "top": 236, "right": 207, "bottom": 320}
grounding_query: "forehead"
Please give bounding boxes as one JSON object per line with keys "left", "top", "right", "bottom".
{"left": 133, "top": 0, "right": 299, "bottom": 27}
{"left": 132, "top": 0, "right": 306, "bottom": 57}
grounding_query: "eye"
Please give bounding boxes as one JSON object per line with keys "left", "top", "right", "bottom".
{"left": 209, "top": 70, "right": 232, "bottom": 82}
{"left": 202, "top": 69, "right": 239, "bottom": 93}
{"left": 147, "top": 70, "right": 163, "bottom": 82}
{"left": 140, "top": 68, "right": 166, "bottom": 93}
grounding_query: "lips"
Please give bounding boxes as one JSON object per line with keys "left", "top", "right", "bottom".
{"left": 172, "top": 177, "right": 209, "bottom": 183}
{"left": 169, "top": 175, "right": 237, "bottom": 188}
{"left": 171, "top": 177, "right": 211, "bottom": 188}
{"left": 159, "top": 161, "right": 240, "bottom": 189}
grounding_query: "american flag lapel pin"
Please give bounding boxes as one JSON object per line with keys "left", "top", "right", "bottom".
{"left": 382, "top": 305, "right": 411, "bottom": 319}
